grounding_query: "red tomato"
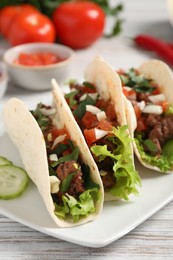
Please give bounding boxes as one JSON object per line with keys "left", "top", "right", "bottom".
{"left": 98, "top": 119, "right": 112, "bottom": 131}
{"left": 136, "top": 117, "right": 147, "bottom": 132}
{"left": 82, "top": 111, "right": 98, "bottom": 129}
{"left": 84, "top": 128, "right": 97, "bottom": 145}
{"left": 0, "top": 4, "right": 38, "bottom": 38}
{"left": 50, "top": 127, "right": 70, "bottom": 142}
{"left": 52, "top": 1, "right": 105, "bottom": 49}
{"left": 8, "top": 11, "right": 56, "bottom": 46}
{"left": 133, "top": 104, "right": 141, "bottom": 120}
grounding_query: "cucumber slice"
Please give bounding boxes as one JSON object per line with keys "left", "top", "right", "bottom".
{"left": 0, "top": 165, "right": 29, "bottom": 199}
{"left": 0, "top": 156, "right": 13, "bottom": 166}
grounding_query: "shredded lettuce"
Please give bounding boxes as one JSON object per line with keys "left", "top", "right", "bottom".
{"left": 91, "top": 125, "right": 141, "bottom": 200}
{"left": 54, "top": 188, "right": 99, "bottom": 222}
{"left": 135, "top": 134, "right": 173, "bottom": 172}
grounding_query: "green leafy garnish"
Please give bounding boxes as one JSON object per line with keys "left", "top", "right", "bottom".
{"left": 54, "top": 188, "right": 99, "bottom": 222}
{"left": 60, "top": 171, "right": 78, "bottom": 192}
{"left": 65, "top": 90, "right": 78, "bottom": 109}
{"left": 73, "top": 95, "right": 96, "bottom": 120}
{"left": 30, "top": 103, "right": 51, "bottom": 131}
{"left": 81, "top": 163, "right": 100, "bottom": 190}
{"left": 58, "top": 147, "right": 79, "bottom": 164}
{"left": 143, "top": 139, "right": 158, "bottom": 153}
{"left": 83, "top": 81, "right": 96, "bottom": 90}
{"left": 135, "top": 134, "right": 173, "bottom": 172}
{"left": 91, "top": 125, "right": 141, "bottom": 200}
{"left": 119, "top": 68, "right": 156, "bottom": 93}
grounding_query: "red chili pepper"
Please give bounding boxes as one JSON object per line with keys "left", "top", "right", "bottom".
{"left": 134, "top": 34, "right": 173, "bottom": 66}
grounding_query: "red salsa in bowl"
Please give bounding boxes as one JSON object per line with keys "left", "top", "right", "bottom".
{"left": 14, "top": 52, "right": 65, "bottom": 66}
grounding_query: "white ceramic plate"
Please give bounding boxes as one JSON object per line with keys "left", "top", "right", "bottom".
{"left": 0, "top": 97, "right": 173, "bottom": 248}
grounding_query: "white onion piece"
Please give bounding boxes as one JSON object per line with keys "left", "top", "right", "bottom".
{"left": 137, "top": 101, "right": 145, "bottom": 111}
{"left": 86, "top": 105, "right": 101, "bottom": 114}
{"left": 79, "top": 93, "right": 98, "bottom": 102}
{"left": 49, "top": 176, "right": 61, "bottom": 194}
{"left": 148, "top": 93, "right": 165, "bottom": 103}
{"left": 39, "top": 107, "right": 56, "bottom": 116}
{"left": 52, "top": 134, "right": 66, "bottom": 149}
{"left": 123, "top": 86, "right": 132, "bottom": 91}
{"left": 49, "top": 154, "right": 58, "bottom": 162}
{"left": 94, "top": 128, "right": 109, "bottom": 140}
{"left": 100, "top": 170, "right": 108, "bottom": 176}
{"left": 142, "top": 105, "right": 163, "bottom": 114}
{"left": 96, "top": 111, "right": 106, "bottom": 121}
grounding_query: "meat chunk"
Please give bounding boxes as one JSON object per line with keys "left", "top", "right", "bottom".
{"left": 56, "top": 160, "right": 85, "bottom": 197}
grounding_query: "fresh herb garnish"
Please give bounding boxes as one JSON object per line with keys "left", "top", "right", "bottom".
{"left": 60, "top": 171, "right": 78, "bottom": 192}
{"left": 81, "top": 163, "right": 100, "bottom": 190}
{"left": 73, "top": 95, "right": 96, "bottom": 120}
{"left": 30, "top": 103, "right": 51, "bottom": 131}
{"left": 65, "top": 90, "right": 78, "bottom": 109}
{"left": 120, "top": 68, "right": 156, "bottom": 93}
{"left": 58, "top": 147, "right": 80, "bottom": 164}
{"left": 83, "top": 81, "right": 96, "bottom": 90}
{"left": 143, "top": 139, "right": 158, "bottom": 153}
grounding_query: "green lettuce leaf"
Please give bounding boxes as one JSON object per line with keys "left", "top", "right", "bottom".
{"left": 54, "top": 188, "right": 99, "bottom": 222}
{"left": 135, "top": 134, "right": 173, "bottom": 172}
{"left": 91, "top": 125, "right": 141, "bottom": 200}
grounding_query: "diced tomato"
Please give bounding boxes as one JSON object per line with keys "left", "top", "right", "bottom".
{"left": 83, "top": 85, "right": 96, "bottom": 94}
{"left": 83, "top": 128, "right": 97, "bottom": 145}
{"left": 98, "top": 119, "right": 113, "bottom": 131}
{"left": 156, "top": 100, "right": 169, "bottom": 112}
{"left": 50, "top": 127, "right": 70, "bottom": 141}
{"left": 136, "top": 117, "right": 147, "bottom": 132}
{"left": 122, "top": 87, "right": 136, "bottom": 100}
{"left": 151, "top": 86, "right": 160, "bottom": 95}
{"left": 96, "top": 98, "right": 109, "bottom": 110}
{"left": 105, "top": 103, "right": 117, "bottom": 121}
{"left": 133, "top": 104, "right": 142, "bottom": 120}
{"left": 82, "top": 111, "right": 99, "bottom": 129}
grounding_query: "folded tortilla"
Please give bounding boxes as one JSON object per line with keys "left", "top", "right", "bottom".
{"left": 52, "top": 56, "right": 141, "bottom": 201}
{"left": 3, "top": 87, "right": 104, "bottom": 227}
{"left": 121, "top": 59, "right": 173, "bottom": 173}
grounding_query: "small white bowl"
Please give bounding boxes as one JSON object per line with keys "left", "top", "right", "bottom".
{"left": 3, "top": 43, "right": 75, "bottom": 91}
{"left": 0, "top": 63, "right": 8, "bottom": 99}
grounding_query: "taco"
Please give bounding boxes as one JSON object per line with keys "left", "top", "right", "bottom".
{"left": 3, "top": 86, "right": 103, "bottom": 227}
{"left": 118, "top": 59, "right": 173, "bottom": 173}
{"left": 52, "top": 56, "right": 141, "bottom": 201}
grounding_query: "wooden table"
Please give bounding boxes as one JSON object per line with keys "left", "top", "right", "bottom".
{"left": 1, "top": 0, "right": 173, "bottom": 258}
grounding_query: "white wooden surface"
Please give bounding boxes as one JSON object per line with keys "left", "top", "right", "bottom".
{"left": 1, "top": 0, "right": 173, "bottom": 259}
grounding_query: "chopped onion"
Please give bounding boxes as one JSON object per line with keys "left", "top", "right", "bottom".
{"left": 95, "top": 128, "right": 109, "bottom": 140}
{"left": 79, "top": 93, "right": 98, "bottom": 102}
{"left": 96, "top": 111, "right": 106, "bottom": 121}
{"left": 123, "top": 86, "right": 132, "bottom": 91}
{"left": 39, "top": 107, "right": 56, "bottom": 116}
{"left": 137, "top": 101, "right": 145, "bottom": 111}
{"left": 148, "top": 93, "right": 165, "bottom": 103}
{"left": 142, "top": 105, "right": 163, "bottom": 114}
{"left": 49, "top": 154, "right": 58, "bottom": 162}
{"left": 49, "top": 176, "right": 61, "bottom": 194}
{"left": 86, "top": 105, "right": 102, "bottom": 114}
{"left": 100, "top": 170, "right": 108, "bottom": 176}
{"left": 52, "top": 134, "right": 66, "bottom": 149}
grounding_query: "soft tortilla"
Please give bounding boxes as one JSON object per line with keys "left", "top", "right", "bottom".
{"left": 127, "top": 59, "right": 173, "bottom": 173}
{"left": 3, "top": 85, "right": 103, "bottom": 227}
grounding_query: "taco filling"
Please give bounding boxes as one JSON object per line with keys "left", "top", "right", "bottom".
{"left": 64, "top": 81, "right": 140, "bottom": 200}
{"left": 118, "top": 68, "right": 173, "bottom": 172}
{"left": 30, "top": 103, "right": 100, "bottom": 222}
